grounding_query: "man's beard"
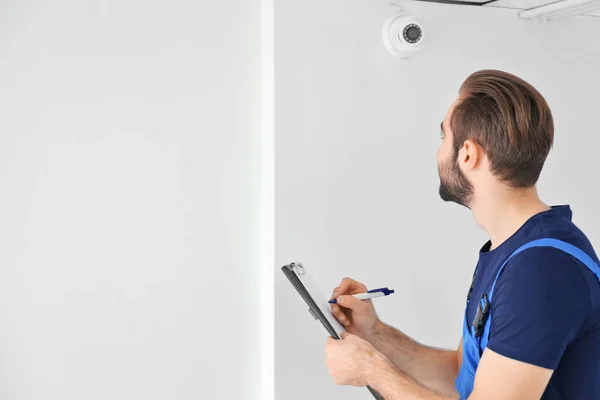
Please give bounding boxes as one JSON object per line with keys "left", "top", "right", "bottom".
{"left": 438, "top": 156, "right": 473, "bottom": 208}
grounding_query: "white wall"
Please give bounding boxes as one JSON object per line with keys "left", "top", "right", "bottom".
{"left": 0, "top": 1, "right": 262, "bottom": 399}
{"left": 275, "top": 1, "right": 600, "bottom": 399}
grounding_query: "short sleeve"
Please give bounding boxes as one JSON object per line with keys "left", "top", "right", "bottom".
{"left": 486, "top": 247, "right": 591, "bottom": 370}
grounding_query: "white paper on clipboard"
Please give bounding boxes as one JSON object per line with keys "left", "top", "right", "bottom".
{"left": 291, "top": 263, "right": 345, "bottom": 337}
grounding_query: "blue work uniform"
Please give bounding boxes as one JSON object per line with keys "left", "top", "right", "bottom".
{"left": 455, "top": 205, "right": 600, "bottom": 399}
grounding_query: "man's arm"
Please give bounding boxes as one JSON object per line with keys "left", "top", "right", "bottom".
{"left": 329, "top": 277, "right": 461, "bottom": 396}
{"left": 365, "top": 322, "right": 461, "bottom": 397}
{"left": 365, "top": 346, "right": 552, "bottom": 400}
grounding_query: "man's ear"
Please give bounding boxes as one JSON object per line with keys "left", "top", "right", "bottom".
{"left": 459, "top": 139, "right": 482, "bottom": 171}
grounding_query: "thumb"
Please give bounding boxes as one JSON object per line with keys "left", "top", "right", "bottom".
{"left": 340, "top": 331, "right": 352, "bottom": 340}
{"left": 336, "top": 295, "right": 362, "bottom": 310}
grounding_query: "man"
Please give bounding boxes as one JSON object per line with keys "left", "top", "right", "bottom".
{"left": 324, "top": 70, "right": 600, "bottom": 399}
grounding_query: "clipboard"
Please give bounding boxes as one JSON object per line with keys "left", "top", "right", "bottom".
{"left": 282, "top": 262, "right": 385, "bottom": 400}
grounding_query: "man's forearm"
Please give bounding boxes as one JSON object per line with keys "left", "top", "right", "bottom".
{"left": 366, "top": 356, "right": 458, "bottom": 400}
{"left": 365, "top": 322, "right": 460, "bottom": 397}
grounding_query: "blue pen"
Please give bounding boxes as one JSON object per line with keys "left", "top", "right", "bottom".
{"left": 329, "top": 287, "right": 395, "bottom": 304}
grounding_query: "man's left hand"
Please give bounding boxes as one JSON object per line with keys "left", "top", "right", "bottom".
{"left": 324, "top": 331, "right": 389, "bottom": 386}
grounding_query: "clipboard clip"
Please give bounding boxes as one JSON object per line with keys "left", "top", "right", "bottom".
{"left": 288, "top": 262, "right": 305, "bottom": 276}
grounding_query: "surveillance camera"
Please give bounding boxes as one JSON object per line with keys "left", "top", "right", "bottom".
{"left": 382, "top": 15, "right": 429, "bottom": 59}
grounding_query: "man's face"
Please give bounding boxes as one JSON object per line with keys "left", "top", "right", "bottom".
{"left": 436, "top": 109, "right": 473, "bottom": 208}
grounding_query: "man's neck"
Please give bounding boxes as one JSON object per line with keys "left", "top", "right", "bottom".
{"left": 471, "top": 185, "right": 550, "bottom": 251}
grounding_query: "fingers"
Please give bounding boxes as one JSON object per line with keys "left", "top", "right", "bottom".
{"left": 340, "top": 331, "right": 351, "bottom": 340}
{"left": 330, "top": 301, "right": 350, "bottom": 326}
{"left": 335, "top": 294, "right": 364, "bottom": 312}
{"left": 337, "top": 277, "right": 368, "bottom": 295}
{"left": 330, "top": 277, "right": 368, "bottom": 327}
{"left": 331, "top": 294, "right": 365, "bottom": 326}
{"left": 330, "top": 278, "right": 367, "bottom": 304}
{"left": 332, "top": 306, "right": 350, "bottom": 326}
{"left": 330, "top": 286, "right": 340, "bottom": 300}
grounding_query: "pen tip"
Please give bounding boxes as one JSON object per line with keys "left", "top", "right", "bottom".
{"left": 328, "top": 299, "right": 336, "bottom": 304}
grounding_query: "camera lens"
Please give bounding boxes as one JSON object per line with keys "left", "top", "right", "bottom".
{"left": 403, "top": 24, "right": 422, "bottom": 44}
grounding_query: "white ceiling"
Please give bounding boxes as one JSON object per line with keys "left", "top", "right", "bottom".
{"left": 421, "top": 0, "right": 600, "bottom": 18}
{"left": 488, "top": 0, "right": 600, "bottom": 18}
{"left": 487, "top": 0, "right": 563, "bottom": 8}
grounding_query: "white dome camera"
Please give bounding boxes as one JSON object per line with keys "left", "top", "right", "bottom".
{"left": 382, "top": 15, "right": 429, "bottom": 59}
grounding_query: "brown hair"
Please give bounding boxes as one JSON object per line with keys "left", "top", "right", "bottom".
{"left": 450, "top": 69, "right": 554, "bottom": 188}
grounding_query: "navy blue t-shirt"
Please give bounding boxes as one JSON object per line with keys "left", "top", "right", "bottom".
{"left": 466, "top": 205, "right": 600, "bottom": 399}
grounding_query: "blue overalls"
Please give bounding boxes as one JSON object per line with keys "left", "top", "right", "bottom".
{"left": 455, "top": 238, "right": 600, "bottom": 399}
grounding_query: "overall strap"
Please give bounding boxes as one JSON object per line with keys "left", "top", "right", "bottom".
{"left": 480, "top": 238, "right": 600, "bottom": 351}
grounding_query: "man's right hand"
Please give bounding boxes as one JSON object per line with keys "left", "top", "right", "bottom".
{"left": 330, "top": 277, "right": 384, "bottom": 339}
